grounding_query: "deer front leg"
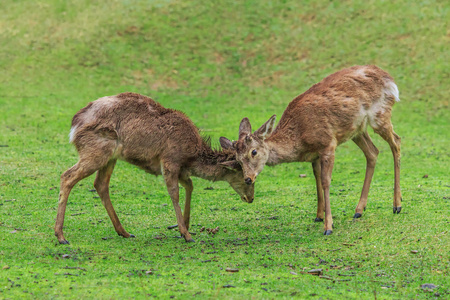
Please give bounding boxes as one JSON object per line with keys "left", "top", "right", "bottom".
{"left": 167, "top": 176, "right": 194, "bottom": 233}
{"left": 312, "top": 160, "right": 324, "bottom": 222}
{"left": 162, "top": 164, "right": 194, "bottom": 242}
{"left": 179, "top": 176, "right": 193, "bottom": 230}
{"left": 320, "top": 150, "right": 335, "bottom": 235}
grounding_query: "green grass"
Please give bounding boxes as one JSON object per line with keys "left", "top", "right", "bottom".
{"left": 0, "top": 0, "right": 449, "bottom": 298}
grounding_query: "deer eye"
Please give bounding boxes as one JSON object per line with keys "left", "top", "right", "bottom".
{"left": 251, "top": 149, "right": 257, "bottom": 156}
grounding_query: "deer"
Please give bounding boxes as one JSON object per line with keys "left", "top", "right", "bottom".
{"left": 54, "top": 92, "right": 254, "bottom": 244}
{"left": 222, "top": 65, "right": 402, "bottom": 235}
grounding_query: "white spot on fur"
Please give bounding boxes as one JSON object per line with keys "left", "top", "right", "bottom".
{"left": 74, "top": 96, "right": 120, "bottom": 130}
{"left": 69, "top": 126, "right": 78, "bottom": 143}
{"left": 354, "top": 68, "right": 367, "bottom": 78}
{"left": 384, "top": 81, "right": 400, "bottom": 102}
{"left": 95, "top": 96, "right": 120, "bottom": 108}
{"left": 353, "top": 106, "right": 368, "bottom": 130}
{"left": 160, "top": 162, "right": 165, "bottom": 176}
{"left": 367, "top": 101, "right": 386, "bottom": 129}
{"left": 259, "top": 115, "right": 276, "bottom": 140}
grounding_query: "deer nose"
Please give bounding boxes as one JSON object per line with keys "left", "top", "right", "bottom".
{"left": 242, "top": 196, "right": 254, "bottom": 203}
{"left": 245, "top": 177, "right": 253, "bottom": 185}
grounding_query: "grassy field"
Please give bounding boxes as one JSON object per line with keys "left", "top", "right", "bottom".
{"left": 0, "top": 0, "right": 449, "bottom": 298}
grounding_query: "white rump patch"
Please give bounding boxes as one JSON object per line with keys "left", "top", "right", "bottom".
{"left": 69, "top": 126, "right": 78, "bottom": 143}
{"left": 384, "top": 81, "right": 400, "bottom": 102}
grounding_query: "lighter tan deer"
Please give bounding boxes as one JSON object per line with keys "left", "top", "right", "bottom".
{"left": 223, "top": 65, "right": 402, "bottom": 235}
{"left": 55, "top": 92, "right": 254, "bottom": 244}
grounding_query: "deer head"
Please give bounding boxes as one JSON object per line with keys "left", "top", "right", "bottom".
{"left": 219, "top": 137, "right": 255, "bottom": 203}
{"left": 221, "top": 115, "right": 276, "bottom": 185}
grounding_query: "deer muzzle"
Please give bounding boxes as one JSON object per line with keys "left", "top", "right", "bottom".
{"left": 242, "top": 195, "right": 254, "bottom": 203}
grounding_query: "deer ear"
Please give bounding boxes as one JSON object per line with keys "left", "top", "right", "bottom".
{"left": 254, "top": 115, "right": 276, "bottom": 140}
{"left": 219, "top": 137, "right": 234, "bottom": 150}
{"left": 220, "top": 160, "right": 241, "bottom": 171}
{"left": 239, "top": 117, "right": 252, "bottom": 139}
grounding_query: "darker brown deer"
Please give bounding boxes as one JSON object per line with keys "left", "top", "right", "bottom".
{"left": 224, "top": 65, "right": 402, "bottom": 235}
{"left": 55, "top": 92, "right": 254, "bottom": 244}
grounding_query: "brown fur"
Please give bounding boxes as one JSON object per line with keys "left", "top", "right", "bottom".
{"left": 55, "top": 92, "right": 254, "bottom": 244}
{"left": 231, "top": 65, "right": 402, "bottom": 235}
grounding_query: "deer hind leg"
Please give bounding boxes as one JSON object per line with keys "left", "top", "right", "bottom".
{"left": 55, "top": 134, "right": 117, "bottom": 244}
{"left": 374, "top": 122, "right": 402, "bottom": 213}
{"left": 162, "top": 162, "right": 193, "bottom": 242}
{"left": 320, "top": 148, "right": 336, "bottom": 235}
{"left": 55, "top": 161, "right": 100, "bottom": 244}
{"left": 312, "top": 160, "right": 325, "bottom": 222}
{"left": 94, "top": 159, "right": 134, "bottom": 238}
{"left": 352, "top": 132, "right": 379, "bottom": 218}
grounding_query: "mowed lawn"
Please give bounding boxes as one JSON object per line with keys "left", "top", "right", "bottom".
{"left": 0, "top": 0, "right": 448, "bottom": 298}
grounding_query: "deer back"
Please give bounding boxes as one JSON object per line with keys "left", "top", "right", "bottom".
{"left": 70, "top": 92, "right": 203, "bottom": 173}
{"left": 274, "top": 65, "right": 397, "bottom": 148}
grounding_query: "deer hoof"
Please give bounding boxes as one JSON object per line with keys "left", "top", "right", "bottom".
{"left": 314, "top": 217, "right": 323, "bottom": 222}
{"left": 393, "top": 207, "right": 402, "bottom": 214}
{"left": 185, "top": 238, "right": 195, "bottom": 243}
{"left": 59, "top": 239, "right": 70, "bottom": 245}
{"left": 353, "top": 213, "right": 362, "bottom": 219}
{"left": 119, "top": 233, "right": 135, "bottom": 238}
{"left": 323, "top": 230, "right": 333, "bottom": 236}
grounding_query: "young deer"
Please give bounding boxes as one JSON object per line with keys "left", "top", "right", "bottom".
{"left": 55, "top": 92, "right": 254, "bottom": 244}
{"left": 223, "top": 65, "right": 402, "bottom": 235}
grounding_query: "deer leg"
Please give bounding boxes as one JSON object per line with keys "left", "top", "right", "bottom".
{"left": 312, "top": 160, "right": 324, "bottom": 222}
{"left": 55, "top": 162, "right": 98, "bottom": 244}
{"left": 352, "top": 132, "right": 379, "bottom": 218}
{"left": 320, "top": 149, "right": 335, "bottom": 235}
{"left": 168, "top": 175, "right": 194, "bottom": 232}
{"left": 374, "top": 124, "right": 402, "bottom": 213}
{"left": 162, "top": 164, "right": 194, "bottom": 242}
{"left": 391, "top": 131, "right": 402, "bottom": 213}
{"left": 94, "top": 159, "right": 134, "bottom": 238}
{"left": 179, "top": 176, "right": 194, "bottom": 230}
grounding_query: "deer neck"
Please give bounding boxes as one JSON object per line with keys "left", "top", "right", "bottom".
{"left": 188, "top": 144, "right": 232, "bottom": 182}
{"left": 265, "top": 132, "right": 300, "bottom": 166}
{"left": 190, "top": 160, "right": 228, "bottom": 182}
